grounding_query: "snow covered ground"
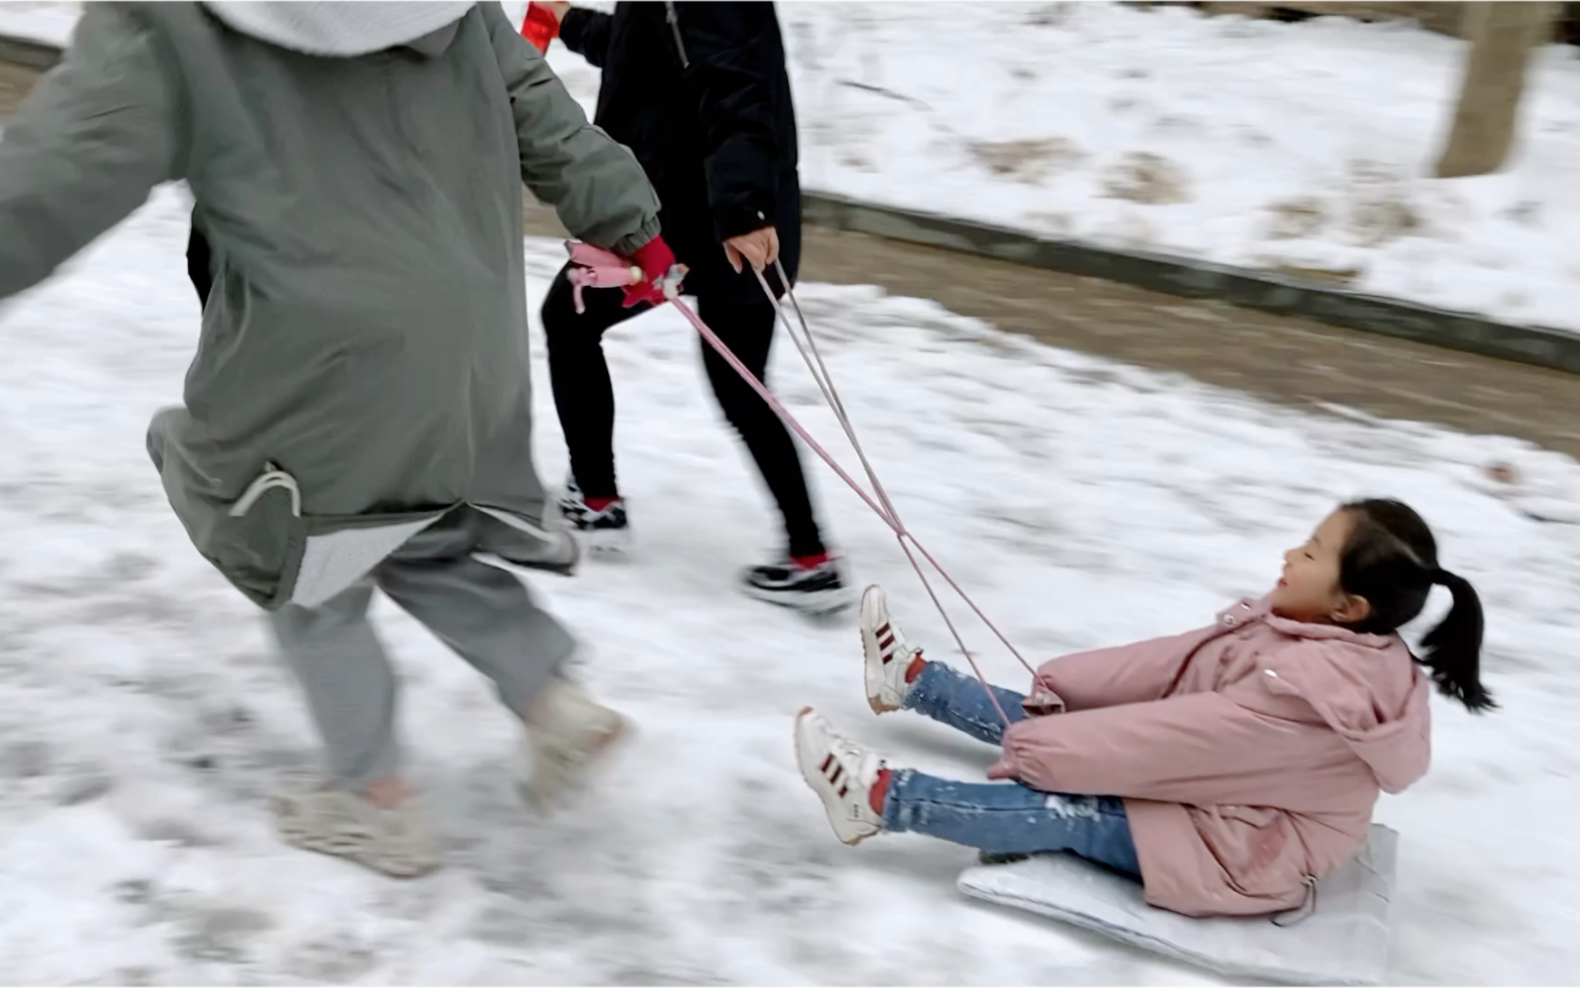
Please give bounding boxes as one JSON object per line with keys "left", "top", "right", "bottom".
{"left": 7, "top": 2, "right": 1580, "bottom": 333}
{"left": 2, "top": 189, "right": 1579, "bottom": 984}
{"left": 770, "top": 3, "right": 1580, "bottom": 334}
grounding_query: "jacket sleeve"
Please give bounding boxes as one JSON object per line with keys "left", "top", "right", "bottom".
{"left": 670, "top": 2, "right": 783, "bottom": 241}
{"left": 482, "top": 3, "right": 660, "bottom": 255}
{"left": 1032, "top": 626, "right": 1211, "bottom": 712}
{"left": 558, "top": 7, "right": 613, "bottom": 67}
{"left": 0, "top": 5, "right": 180, "bottom": 301}
{"left": 997, "top": 692, "right": 1330, "bottom": 812}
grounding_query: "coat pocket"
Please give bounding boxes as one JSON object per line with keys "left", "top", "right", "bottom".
{"left": 171, "top": 462, "right": 309, "bottom": 612}
{"left": 224, "top": 466, "right": 450, "bottom": 610}
{"left": 163, "top": 458, "right": 445, "bottom": 612}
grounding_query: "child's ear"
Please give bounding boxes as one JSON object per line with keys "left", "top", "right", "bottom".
{"left": 1332, "top": 594, "right": 1372, "bottom": 626}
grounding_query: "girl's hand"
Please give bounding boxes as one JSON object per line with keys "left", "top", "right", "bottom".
{"left": 986, "top": 753, "right": 1018, "bottom": 781}
{"left": 1022, "top": 684, "right": 1066, "bottom": 716}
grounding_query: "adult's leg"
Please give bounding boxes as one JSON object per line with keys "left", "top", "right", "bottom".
{"left": 694, "top": 293, "right": 826, "bottom": 558}
{"left": 884, "top": 771, "right": 1141, "bottom": 876}
{"left": 540, "top": 264, "right": 649, "bottom": 500}
{"left": 267, "top": 579, "right": 400, "bottom": 789}
{"left": 904, "top": 660, "right": 1029, "bottom": 746}
{"left": 374, "top": 512, "right": 578, "bottom": 718}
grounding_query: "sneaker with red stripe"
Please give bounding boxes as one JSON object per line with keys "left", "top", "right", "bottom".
{"left": 794, "top": 707, "right": 884, "bottom": 845}
{"left": 741, "top": 553, "right": 854, "bottom": 616}
{"left": 557, "top": 477, "right": 631, "bottom": 557}
{"left": 860, "top": 585, "right": 920, "bottom": 714}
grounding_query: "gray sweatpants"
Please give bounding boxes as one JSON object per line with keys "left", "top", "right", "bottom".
{"left": 266, "top": 509, "right": 577, "bottom": 787}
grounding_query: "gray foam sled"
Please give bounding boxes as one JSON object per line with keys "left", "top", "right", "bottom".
{"left": 957, "top": 824, "right": 1398, "bottom": 986}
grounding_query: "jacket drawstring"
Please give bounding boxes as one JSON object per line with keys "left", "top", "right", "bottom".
{"left": 229, "top": 463, "right": 302, "bottom": 518}
{"left": 1270, "top": 875, "right": 1319, "bottom": 928}
{"left": 663, "top": 2, "right": 690, "bottom": 68}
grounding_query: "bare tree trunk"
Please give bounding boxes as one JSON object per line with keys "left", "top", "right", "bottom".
{"left": 1435, "top": 2, "right": 1555, "bottom": 179}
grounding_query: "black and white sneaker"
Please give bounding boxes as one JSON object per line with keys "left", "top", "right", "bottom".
{"left": 743, "top": 555, "right": 855, "bottom": 616}
{"left": 558, "top": 479, "right": 631, "bottom": 556}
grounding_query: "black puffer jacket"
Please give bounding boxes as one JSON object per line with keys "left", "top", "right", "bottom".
{"left": 559, "top": 1, "right": 799, "bottom": 301}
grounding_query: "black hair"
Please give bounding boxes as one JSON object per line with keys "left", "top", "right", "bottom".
{"left": 1339, "top": 499, "right": 1494, "bottom": 713}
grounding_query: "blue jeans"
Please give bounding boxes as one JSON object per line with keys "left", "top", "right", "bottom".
{"left": 883, "top": 662, "right": 1142, "bottom": 877}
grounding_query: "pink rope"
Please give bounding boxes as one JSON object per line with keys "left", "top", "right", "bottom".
{"left": 666, "top": 295, "right": 1015, "bottom": 726}
{"left": 563, "top": 243, "right": 1035, "bottom": 727}
{"left": 756, "top": 262, "right": 1040, "bottom": 679}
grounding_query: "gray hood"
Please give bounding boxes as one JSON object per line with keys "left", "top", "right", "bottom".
{"left": 203, "top": 2, "right": 475, "bottom": 56}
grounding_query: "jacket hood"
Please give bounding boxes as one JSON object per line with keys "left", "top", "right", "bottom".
{"left": 1261, "top": 612, "right": 1433, "bottom": 793}
{"left": 203, "top": 2, "right": 475, "bottom": 57}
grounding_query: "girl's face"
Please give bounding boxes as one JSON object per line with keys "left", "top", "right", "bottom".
{"left": 1270, "top": 510, "right": 1370, "bottom": 624}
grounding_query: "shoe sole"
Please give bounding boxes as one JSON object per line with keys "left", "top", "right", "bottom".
{"left": 272, "top": 795, "right": 440, "bottom": 879}
{"left": 743, "top": 582, "right": 856, "bottom": 618}
{"left": 276, "top": 826, "right": 440, "bottom": 879}
{"left": 793, "top": 706, "right": 876, "bottom": 847}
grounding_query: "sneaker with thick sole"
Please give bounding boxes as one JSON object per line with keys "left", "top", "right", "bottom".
{"left": 558, "top": 479, "right": 631, "bottom": 557}
{"left": 794, "top": 706, "right": 884, "bottom": 845}
{"left": 743, "top": 557, "right": 855, "bottom": 616}
{"left": 521, "top": 677, "right": 631, "bottom": 812}
{"left": 271, "top": 780, "right": 440, "bottom": 878}
{"left": 860, "top": 584, "right": 922, "bottom": 714}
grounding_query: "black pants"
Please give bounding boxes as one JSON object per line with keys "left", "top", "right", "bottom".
{"left": 541, "top": 264, "right": 826, "bottom": 559}
{"left": 188, "top": 225, "right": 213, "bottom": 306}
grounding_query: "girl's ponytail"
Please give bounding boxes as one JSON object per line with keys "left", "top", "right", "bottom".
{"left": 1340, "top": 500, "right": 1496, "bottom": 715}
{"left": 1418, "top": 568, "right": 1495, "bottom": 713}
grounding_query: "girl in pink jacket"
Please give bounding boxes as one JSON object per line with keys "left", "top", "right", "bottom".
{"left": 794, "top": 499, "right": 1493, "bottom": 917}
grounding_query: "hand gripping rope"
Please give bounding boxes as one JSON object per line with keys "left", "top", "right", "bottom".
{"left": 565, "top": 242, "right": 1037, "bottom": 727}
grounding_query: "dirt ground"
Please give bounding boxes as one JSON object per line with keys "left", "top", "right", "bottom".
{"left": 5, "top": 56, "right": 1577, "bottom": 459}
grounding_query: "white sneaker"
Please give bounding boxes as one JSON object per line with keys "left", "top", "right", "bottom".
{"left": 522, "top": 677, "right": 630, "bottom": 812}
{"left": 794, "top": 707, "right": 884, "bottom": 846}
{"left": 271, "top": 780, "right": 440, "bottom": 878}
{"left": 860, "top": 585, "right": 920, "bottom": 714}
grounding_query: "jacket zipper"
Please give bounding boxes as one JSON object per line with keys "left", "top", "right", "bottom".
{"left": 664, "top": 2, "right": 690, "bottom": 68}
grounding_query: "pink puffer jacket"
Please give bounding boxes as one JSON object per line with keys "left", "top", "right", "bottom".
{"left": 990, "top": 598, "right": 1431, "bottom": 917}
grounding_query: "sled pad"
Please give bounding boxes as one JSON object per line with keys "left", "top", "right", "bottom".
{"left": 957, "top": 825, "right": 1398, "bottom": 986}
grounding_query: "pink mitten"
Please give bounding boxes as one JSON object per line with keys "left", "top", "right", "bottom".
{"left": 563, "top": 238, "right": 684, "bottom": 313}
{"left": 565, "top": 242, "right": 642, "bottom": 315}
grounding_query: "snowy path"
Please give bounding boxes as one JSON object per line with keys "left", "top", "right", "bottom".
{"left": 1, "top": 191, "right": 1578, "bottom": 984}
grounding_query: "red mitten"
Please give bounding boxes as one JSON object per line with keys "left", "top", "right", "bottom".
{"left": 520, "top": 2, "right": 561, "bottom": 53}
{"left": 622, "top": 236, "right": 679, "bottom": 309}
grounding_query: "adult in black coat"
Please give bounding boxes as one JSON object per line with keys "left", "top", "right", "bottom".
{"left": 544, "top": 1, "right": 847, "bottom": 613}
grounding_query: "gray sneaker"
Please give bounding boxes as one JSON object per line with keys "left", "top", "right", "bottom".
{"left": 271, "top": 780, "right": 440, "bottom": 878}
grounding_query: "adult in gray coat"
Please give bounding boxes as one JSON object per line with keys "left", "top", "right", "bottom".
{"left": 0, "top": 1, "right": 667, "bottom": 876}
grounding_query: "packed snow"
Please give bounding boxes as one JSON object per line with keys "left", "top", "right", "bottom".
{"left": 7, "top": 2, "right": 1580, "bottom": 333}
{"left": 1, "top": 188, "right": 1578, "bottom": 984}
{"left": 0, "top": 0, "right": 74, "bottom": 50}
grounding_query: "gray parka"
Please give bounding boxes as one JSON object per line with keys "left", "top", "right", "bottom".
{"left": 0, "top": 2, "right": 662, "bottom": 609}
